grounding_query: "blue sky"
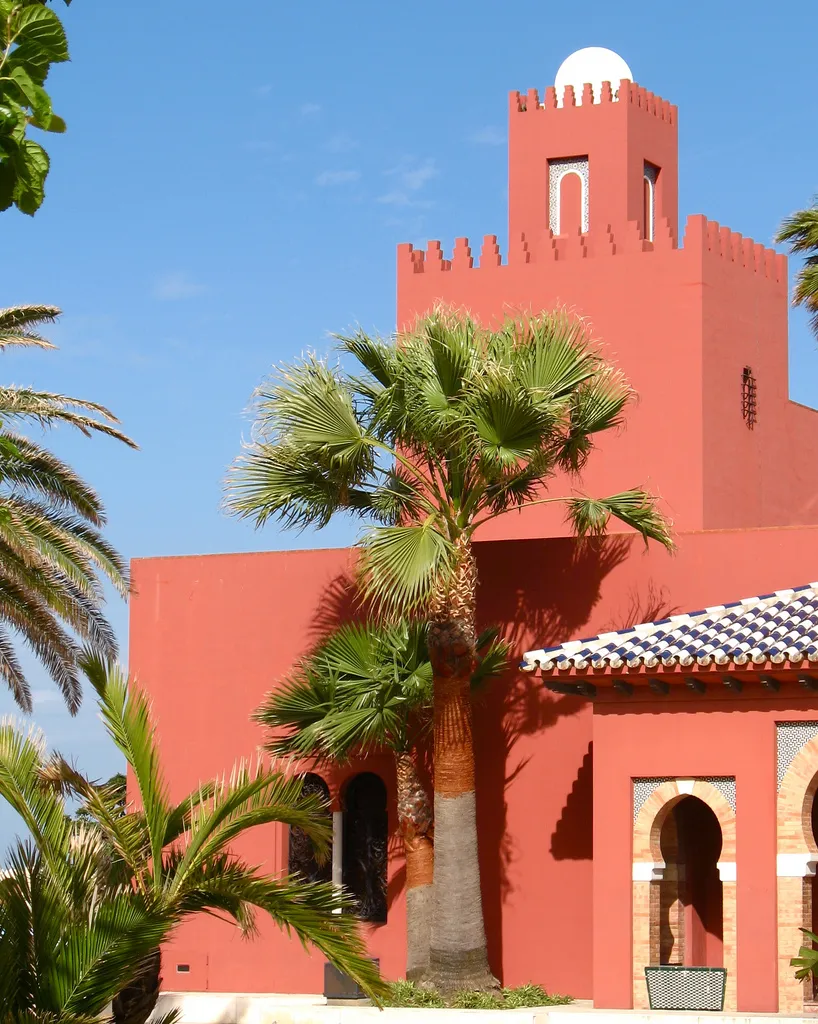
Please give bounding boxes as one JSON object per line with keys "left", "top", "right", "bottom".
{"left": 0, "top": 0, "right": 816, "bottom": 834}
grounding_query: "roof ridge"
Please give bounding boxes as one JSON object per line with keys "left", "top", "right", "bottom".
{"left": 521, "top": 582, "right": 818, "bottom": 675}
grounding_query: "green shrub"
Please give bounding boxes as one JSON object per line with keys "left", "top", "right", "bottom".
{"left": 502, "top": 983, "right": 573, "bottom": 1008}
{"left": 385, "top": 980, "right": 446, "bottom": 1008}
{"left": 384, "top": 979, "right": 573, "bottom": 1009}
{"left": 451, "top": 989, "right": 503, "bottom": 1009}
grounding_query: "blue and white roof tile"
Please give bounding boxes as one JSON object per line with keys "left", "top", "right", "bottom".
{"left": 521, "top": 583, "right": 818, "bottom": 674}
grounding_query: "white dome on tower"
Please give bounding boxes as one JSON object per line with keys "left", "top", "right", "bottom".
{"left": 554, "top": 47, "right": 633, "bottom": 106}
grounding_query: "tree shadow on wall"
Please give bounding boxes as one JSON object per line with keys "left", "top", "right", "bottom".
{"left": 596, "top": 577, "right": 680, "bottom": 632}
{"left": 302, "top": 535, "right": 678, "bottom": 979}
{"left": 472, "top": 533, "right": 633, "bottom": 978}
{"left": 307, "top": 570, "right": 367, "bottom": 645}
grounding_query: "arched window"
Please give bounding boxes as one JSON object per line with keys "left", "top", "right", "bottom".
{"left": 342, "top": 772, "right": 388, "bottom": 923}
{"left": 643, "top": 163, "right": 658, "bottom": 242}
{"left": 288, "top": 772, "right": 331, "bottom": 883}
{"left": 548, "top": 157, "right": 589, "bottom": 234}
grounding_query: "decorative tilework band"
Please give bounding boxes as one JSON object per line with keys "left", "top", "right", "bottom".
{"left": 633, "top": 775, "right": 736, "bottom": 821}
{"left": 776, "top": 721, "right": 818, "bottom": 790}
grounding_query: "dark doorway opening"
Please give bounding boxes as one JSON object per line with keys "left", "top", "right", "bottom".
{"left": 659, "top": 796, "right": 724, "bottom": 967}
{"left": 343, "top": 772, "right": 388, "bottom": 923}
{"left": 288, "top": 772, "right": 331, "bottom": 884}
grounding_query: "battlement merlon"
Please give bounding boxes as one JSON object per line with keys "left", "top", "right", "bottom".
{"left": 509, "top": 80, "right": 677, "bottom": 124}
{"left": 396, "top": 216, "right": 786, "bottom": 285}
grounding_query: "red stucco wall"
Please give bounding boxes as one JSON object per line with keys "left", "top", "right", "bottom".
{"left": 130, "top": 525, "right": 818, "bottom": 1002}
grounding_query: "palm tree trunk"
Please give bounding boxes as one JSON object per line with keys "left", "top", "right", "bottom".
{"left": 395, "top": 750, "right": 434, "bottom": 981}
{"left": 426, "top": 538, "right": 494, "bottom": 993}
{"left": 112, "top": 946, "right": 162, "bottom": 1024}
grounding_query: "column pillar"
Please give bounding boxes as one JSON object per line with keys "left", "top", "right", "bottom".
{"left": 632, "top": 861, "right": 665, "bottom": 1008}
{"left": 332, "top": 809, "right": 343, "bottom": 914}
{"left": 777, "top": 853, "right": 816, "bottom": 1013}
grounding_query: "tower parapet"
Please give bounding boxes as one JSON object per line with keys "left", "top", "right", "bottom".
{"left": 397, "top": 215, "right": 785, "bottom": 285}
{"left": 510, "top": 80, "right": 675, "bottom": 125}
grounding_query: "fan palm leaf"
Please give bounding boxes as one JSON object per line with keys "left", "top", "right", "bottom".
{"left": 776, "top": 200, "right": 818, "bottom": 336}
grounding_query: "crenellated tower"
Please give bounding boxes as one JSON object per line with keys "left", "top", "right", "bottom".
{"left": 508, "top": 78, "right": 678, "bottom": 247}
{"left": 397, "top": 48, "right": 818, "bottom": 543}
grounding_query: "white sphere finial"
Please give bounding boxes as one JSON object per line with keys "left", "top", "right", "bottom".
{"left": 554, "top": 47, "right": 633, "bottom": 106}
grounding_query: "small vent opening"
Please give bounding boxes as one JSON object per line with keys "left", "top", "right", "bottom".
{"left": 741, "top": 366, "right": 757, "bottom": 429}
{"left": 176, "top": 964, "right": 190, "bottom": 974}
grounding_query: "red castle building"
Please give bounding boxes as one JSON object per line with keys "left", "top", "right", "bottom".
{"left": 132, "top": 48, "right": 818, "bottom": 1014}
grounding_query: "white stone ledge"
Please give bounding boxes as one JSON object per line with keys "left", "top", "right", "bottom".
{"left": 151, "top": 996, "right": 818, "bottom": 1024}
{"left": 777, "top": 852, "right": 817, "bottom": 876}
{"left": 632, "top": 861, "right": 665, "bottom": 881}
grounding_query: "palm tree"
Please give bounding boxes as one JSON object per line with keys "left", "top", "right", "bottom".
{"left": 256, "top": 619, "right": 507, "bottom": 981}
{"left": 0, "top": 717, "right": 172, "bottom": 1024}
{"left": 0, "top": 654, "right": 386, "bottom": 1024}
{"left": 0, "top": 835, "right": 172, "bottom": 1024}
{"left": 0, "top": 304, "right": 136, "bottom": 713}
{"left": 226, "top": 306, "right": 673, "bottom": 991}
{"left": 777, "top": 199, "right": 818, "bottom": 338}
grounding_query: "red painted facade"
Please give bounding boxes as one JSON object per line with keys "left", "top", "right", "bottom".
{"left": 131, "top": 65, "right": 818, "bottom": 1010}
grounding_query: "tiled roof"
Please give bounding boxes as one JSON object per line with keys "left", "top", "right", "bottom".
{"left": 521, "top": 583, "right": 818, "bottom": 674}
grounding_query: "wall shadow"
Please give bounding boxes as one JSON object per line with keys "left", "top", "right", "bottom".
{"left": 296, "top": 533, "right": 675, "bottom": 981}
{"left": 473, "top": 533, "right": 632, "bottom": 979}
{"left": 550, "top": 742, "right": 593, "bottom": 860}
{"left": 307, "top": 570, "right": 367, "bottom": 644}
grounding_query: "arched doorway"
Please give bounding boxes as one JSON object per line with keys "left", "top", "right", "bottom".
{"left": 342, "top": 772, "right": 388, "bottom": 923}
{"left": 658, "top": 796, "right": 724, "bottom": 968}
{"left": 777, "top": 728, "right": 818, "bottom": 1012}
{"left": 633, "top": 778, "right": 737, "bottom": 1009}
{"left": 288, "top": 772, "right": 332, "bottom": 883}
{"left": 809, "top": 793, "right": 818, "bottom": 1004}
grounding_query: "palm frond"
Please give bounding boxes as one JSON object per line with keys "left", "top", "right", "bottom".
{"left": 776, "top": 202, "right": 818, "bottom": 251}
{"left": 566, "top": 489, "right": 674, "bottom": 550}
{"left": 168, "top": 764, "right": 334, "bottom": 895}
{"left": 229, "top": 306, "right": 674, "bottom": 612}
{"left": 0, "top": 387, "right": 136, "bottom": 446}
{"left": 0, "top": 838, "right": 172, "bottom": 1019}
{"left": 471, "top": 626, "right": 511, "bottom": 690}
{"left": 776, "top": 202, "right": 818, "bottom": 336}
{"left": 1, "top": 496, "right": 130, "bottom": 596}
{"left": 0, "top": 720, "right": 72, "bottom": 862}
{"left": 79, "top": 651, "right": 171, "bottom": 889}
{"left": 212, "top": 871, "right": 388, "bottom": 1002}
{"left": 792, "top": 928, "right": 818, "bottom": 980}
{"left": 0, "top": 304, "right": 60, "bottom": 351}
{"left": 226, "top": 441, "right": 373, "bottom": 530}
{"left": 0, "top": 624, "right": 31, "bottom": 710}
{"left": 0, "top": 568, "right": 90, "bottom": 714}
{"left": 0, "top": 433, "right": 107, "bottom": 524}
{"left": 0, "top": 313, "right": 134, "bottom": 712}
{"left": 358, "top": 519, "right": 454, "bottom": 617}
{"left": 506, "top": 308, "right": 600, "bottom": 400}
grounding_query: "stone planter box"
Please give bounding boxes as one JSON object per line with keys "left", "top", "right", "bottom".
{"left": 323, "top": 960, "right": 380, "bottom": 1001}
{"left": 644, "top": 965, "right": 726, "bottom": 1010}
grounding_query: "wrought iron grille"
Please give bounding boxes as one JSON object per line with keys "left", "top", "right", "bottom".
{"left": 645, "top": 966, "right": 726, "bottom": 1011}
{"left": 742, "top": 366, "right": 757, "bottom": 428}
